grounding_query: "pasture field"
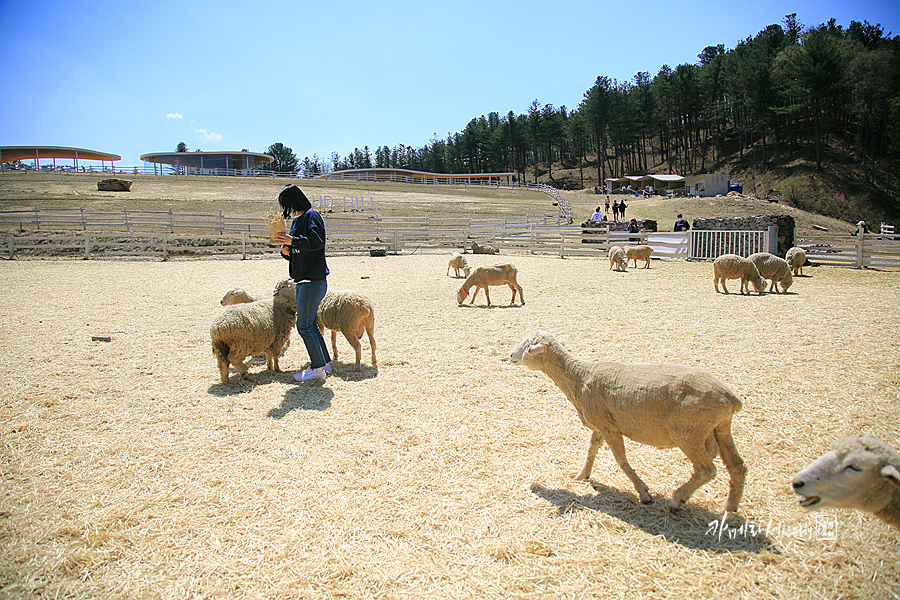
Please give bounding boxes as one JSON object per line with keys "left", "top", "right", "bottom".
{"left": 1, "top": 250, "right": 898, "bottom": 599}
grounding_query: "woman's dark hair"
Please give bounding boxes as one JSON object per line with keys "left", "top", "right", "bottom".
{"left": 277, "top": 185, "right": 312, "bottom": 219}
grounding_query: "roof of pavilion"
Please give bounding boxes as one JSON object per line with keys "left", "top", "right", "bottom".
{"left": 0, "top": 146, "right": 121, "bottom": 163}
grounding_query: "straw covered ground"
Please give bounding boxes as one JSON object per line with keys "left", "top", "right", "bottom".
{"left": 1, "top": 251, "right": 898, "bottom": 599}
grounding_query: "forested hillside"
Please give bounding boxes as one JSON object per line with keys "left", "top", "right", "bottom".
{"left": 298, "top": 15, "right": 900, "bottom": 228}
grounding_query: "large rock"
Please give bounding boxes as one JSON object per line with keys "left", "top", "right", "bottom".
{"left": 97, "top": 178, "right": 132, "bottom": 192}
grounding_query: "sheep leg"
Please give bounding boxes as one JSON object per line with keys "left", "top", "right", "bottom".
{"left": 217, "top": 357, "right": 231, "bottom": 383}
{"left": 341, "top": 329, "right": 363, "bottom": 369}
{"left": 719, "top": 278, "right": 728, "bottom": 294}
{"left": 469, "top": 287, "right": 480, "bottom": 305}
{"left": 644, "top": 258, "right": 650, "bottom": 269}
{"left": 507, "top": 283, "right": 518, "bottom": 304}
{"left": 365, "top": 326, "right": 377, "bottom": 365}
{"left": 604, "top": 431, "right": 653, "bottom": 504}
{"left": 229, "top": 353, "right": 251, "bottom": 379}
{"left": 483, "top": 286, "right": 491, "bottom": 306}
{"left": 670, "top": 440, "right": 718, "bottom": 510}
{"left": 575, "top": 430, "right": 605, "bottom": 481}
{"left": 713, "top": 420, "right": 747, "bottom": 512}
{"left": 330, "top": 330, "right": 340, "bottom": 360}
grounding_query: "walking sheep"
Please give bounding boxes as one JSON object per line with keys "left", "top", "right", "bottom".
{"left": 625, "top": 245, "right": 653, "bottom": 269}
{"left": 210, "top": 278, "right": 297, "bottom": 383}
{"left": 792, "top": 435, "right": 900, "bottom": 530}
{"left": 747, "top": 252, "right": 793, "bottom": 293}
{"left": 447, "top": 252, "right": 472, "bottom": 278}
{"left": 456, "top": 264, "right": 524, "bottom": 306}
{"left": 713, "top": 254, "right": 767, "bottom": 294}
{"left": 510, "top": 331, "right": 747, "bottom": 512}
{"left": 608, "top": 246, "right": 627, "bottom": 271}
{"left": 785, "top": 247, "right": 807, "bottom": 276}
{"left": 317, "top": 290, "right": 377, "bottom": 369}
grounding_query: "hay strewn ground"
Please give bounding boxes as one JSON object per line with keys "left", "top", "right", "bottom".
{"left": 1, "top": 251, "right": 898, "bottom": 599}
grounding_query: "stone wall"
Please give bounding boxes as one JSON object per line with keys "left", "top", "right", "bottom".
{"left": 693, "top": 215, "right": 795, "bottom": 256}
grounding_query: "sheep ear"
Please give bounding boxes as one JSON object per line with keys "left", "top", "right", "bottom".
{"left": 526, "top": 344, "right": 546, "bottom": 356}
{"left": 881, "top": 465, "right": 900, "bottom": 488}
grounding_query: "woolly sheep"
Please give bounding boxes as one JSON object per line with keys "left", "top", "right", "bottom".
{"left": 447, "top": 252, "right": 472, "bottom": 278}
{"left": 625, "top": 244, "right": 653, "bottom": 269}
{"left": 792, "top": 435, "right": 900, "bottom": 530}
{"left": 510, "top": 331, "right": 747, "bottom": 512}
{"left": 220, "top": 288, "right": 256, "bottom": 306}
{"left": 785, "top": 247, "right": 807, "bottom": 276}
{"left": 210, "top": 278, "right": 296, "bottom": 383}
{"left": 471, "top": 240, "right": 499, "bottom": 255}
{"left": 608, "top": 246, "right": 627, "bottom": 271}
{"left": 747, "top": 252, "right": 793, "bottom": 293}
{"left": 317, "top": 289, "right": 376, "bottom": 369}
{"left": 456, "top": 264, "right": 524, "bottom": 306}
{"left": 713, "top": 254, "right": 767, "bottom": 294}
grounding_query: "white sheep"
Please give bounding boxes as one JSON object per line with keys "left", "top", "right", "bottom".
{"left": 747, "top": 252, "right": 793, "bottom": 293}
{"left": 785, "top": 247, "right": 807, "bottom": 276}
{"left": 510, "top": 331, "right": 747, "bottom": 512}
{"left": 792, "top": 435, "right": 900, "bottom": 530}
{"left": 220, "top": 288, "right": 257, "bottom": 306}
{"left": 625, "top": 244, "right": 653, "bottom": 269}
{"left": 317, "top": 289, "right": 376, "bottom": 369}
{"left": 608, "top": 246, "right": 627, "bottom": 271}
{"left": 447, "top": 252, "right": 472, "bottom": 278}
{"left": 210, "top": 278, "right": 296, "bottom": 383}
{"left": 713, "top": 254, "right": 767, "bottom": 294}
{"left": 456, "top": 264, "right": 524, "bottom": 306}
{"left": 471, "top": 240, "right": 499, "bottom": 255}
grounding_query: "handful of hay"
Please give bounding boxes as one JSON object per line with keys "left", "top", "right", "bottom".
{"left": 267, "top": 213, "right": 286, "bottom": 245}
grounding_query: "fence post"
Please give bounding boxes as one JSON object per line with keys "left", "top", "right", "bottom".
{"left": 83, "top": 232, "right": 90, "bottom": 260}
{"left": 766, "top": 225, "right": 778, "bottom": 254}
{"left": 218, "top": 210, "right": 224, "bottom": 235}
{"left": 169, "top": 208, "right": 174, "bottom": 233}
{"left": 162, "top": 233, "right": 168, "bottom": 261}
{"left": 33, "top": 207, "right": 40, "bottom": 230}
{"left": 559, "top": 232, "right": 566, "bottom": 258}
{"left": 857, "top": 224, "right": 865, "bottom": 268}
{"left": 392, "top": 230, "right": 399, "bottom": 254}
{"left": 7, "top": 234, "right": 13, "bottom": 260}
{"left": 80, "top": 206, "right": 86, "bottom": 230}
{"left": 124, "top": 207, "right": 130, "bottom": 232}
{"left": 241, "top": 231, "right": 247, "bottom": 260}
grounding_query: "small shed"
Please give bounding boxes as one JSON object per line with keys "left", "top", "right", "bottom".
{"left": 683, "top": 173, "right": 730, "bottom": 197}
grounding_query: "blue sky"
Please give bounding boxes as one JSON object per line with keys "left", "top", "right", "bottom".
{"left": 1, "top": 0, "right": 898, "bottom": 169}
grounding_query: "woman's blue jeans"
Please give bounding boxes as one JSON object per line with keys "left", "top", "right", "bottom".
{"left": 295, "top": 279, "right": 330, "bottom": 369}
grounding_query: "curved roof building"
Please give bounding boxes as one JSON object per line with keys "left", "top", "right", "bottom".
{"left": 140, "top": 151, "right": 273, "bottom": 174}
{"left": 0, "top": 145, "right": 121, "bottom": 167}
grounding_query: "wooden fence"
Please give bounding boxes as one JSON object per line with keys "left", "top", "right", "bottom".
{"left": 796, "top": 226, "right": 900, "bottom": 269}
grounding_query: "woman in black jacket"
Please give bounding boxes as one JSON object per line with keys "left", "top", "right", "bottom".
{"left": 275, "top": 185, "right": 331, "bottom": 382}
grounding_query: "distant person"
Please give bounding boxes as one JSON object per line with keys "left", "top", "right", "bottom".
{"left": 619, "top": 199, "right": 627, "bottom": 219}
{"left": 604, "top": 197, "right": 610, "bottom": 215}
{"left": 627, "top": 218, "right": 641, "bottom": 241}
{"left": 591, "top": 207, "right": 603, "bottom": 222}
{"left": 674, "top": 214, "right": 691, "bottom": 232}
{"left": 612, "top": 199, "right": 620, "bottom": 220}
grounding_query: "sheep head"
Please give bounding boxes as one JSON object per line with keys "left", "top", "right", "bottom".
{"left": 510, "top": 331, "right": 561, "bottom": 370}
{"left": 273, "top": 278, "right": 297, "bottom": 310}
{"left": 221, "top": 288, "right": 254, "bottom": 306}
{"left": 792, "top": 435, "right": 900, "bottom": 515}
{"left": 456, "top": 286, "right": 468, "bottom": 305}
{"left": 751, "top": 275, "right": 767, "bottom": 294}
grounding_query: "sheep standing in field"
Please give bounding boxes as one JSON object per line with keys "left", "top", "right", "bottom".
{"left": 210, "top": 278, "right": 296, "bottom": 383}
{"left": 317, "top": 290, "right": 376, "bottom": 369}
{"left": 457, "top": 264, "right": 524, "bottom": 306}
{"left": 510, "top": 331, "right": 747, "bottom": 512}
{"left": 785, "top": 247, "right": 807, "bottom": 276}
{"left": 625, "top": 244, "right": 653, "bottom": 269}
{"left": 792, "top": 435, "right": 900, "bottom": 530}
{"left": 608, "top": 246, "right": 627, "bottom": 271}
{"left": 447, "top": 252, "right": 472, "bottom": 278}
{"left": 220, "top": 288, "right": 257, "bottom": 306}
{"left": 713, "top": 254, "right": 767, "bottom": 294}
{"left": 747, "top": 252, "right": 793, "bottom": 293}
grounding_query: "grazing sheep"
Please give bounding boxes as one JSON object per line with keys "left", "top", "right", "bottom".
{"left": 220, "top": 288, "right": 257, "bottom": 306}
{"left": 785, "top": 247, "right": 807, "bottom": 276}
{"left": 792, "top": 435, "right": 900, "bottom": 530}
{"left": 747, "top": 252, "right": 793, "bottom": 292}
{"left": 713, "top": 254, "right": 767, "bottom": 294}
{"left": 510, "top": 331, "right": 747, "bottom": 512}
{"left": 608, "top": 246, "right": 627, "bottom": 271}
{"left": 210, "top": 278, "right": 296, "bottom": 383}
{"left": 317, "top": 290, "right": 376, "bottom": 369}
{"left": 471, "top": 241, "right": 499, "bottom": 255}
{"left": 457, "top": 264, "right": 524, "bottom": 306}
{"left": 447, "top": 252, "right": 472, "bottom": 278}
{"left": 625, "top": 244, "right": 653, "bottom": 269}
